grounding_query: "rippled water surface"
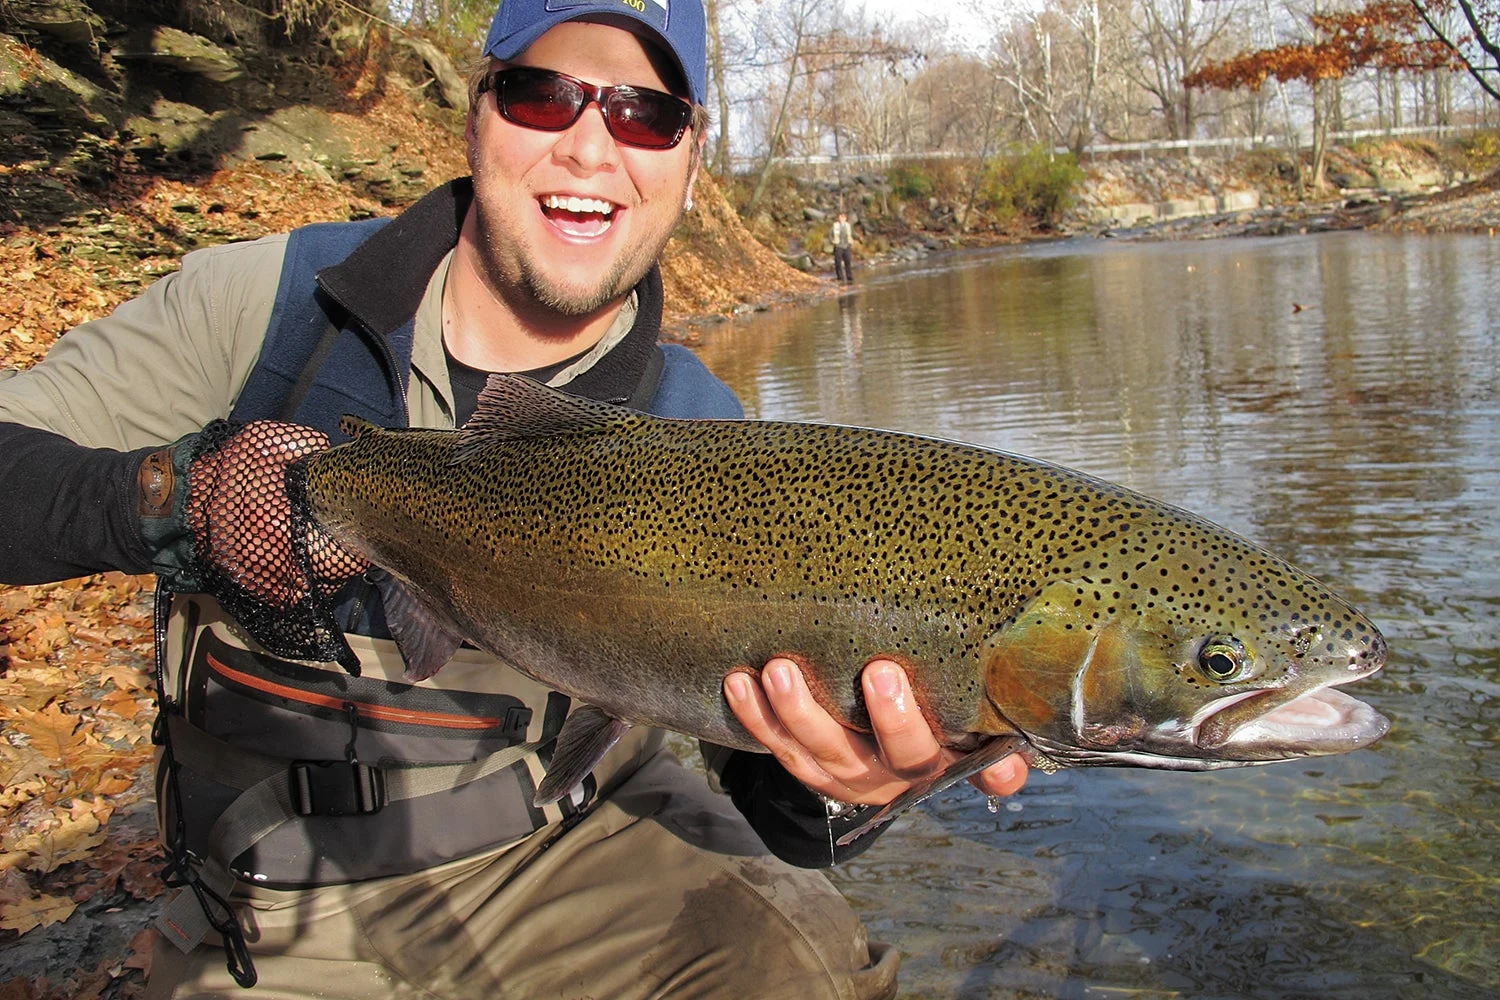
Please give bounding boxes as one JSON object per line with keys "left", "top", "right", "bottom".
{"left": 695, "top": 233, "right": 1500, "bottom": 999}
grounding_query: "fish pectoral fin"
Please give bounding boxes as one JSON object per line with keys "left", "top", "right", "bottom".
{"left": 372, "top": 571, "right": 466, "bottom": 682}
{"left": 835, "top": 736, "right": 1025, "bottom": 847}
{"left": 454, "top": 374, "right": 642, "bottom": 462}
{"left": 534, "top": 706, "right": 632, "bottom": 807}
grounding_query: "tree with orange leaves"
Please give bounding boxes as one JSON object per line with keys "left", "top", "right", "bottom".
{"left": 1184, "top": 1, "right": 1465, "bottom": 190}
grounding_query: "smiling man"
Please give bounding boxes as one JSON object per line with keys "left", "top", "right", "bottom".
{"left": 0, "top": 1, "right": 1023, "bottom": 997}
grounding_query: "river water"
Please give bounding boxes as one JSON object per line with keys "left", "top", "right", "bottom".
{"left": 693, "top": 232, "right": 1500, "bottom": 999}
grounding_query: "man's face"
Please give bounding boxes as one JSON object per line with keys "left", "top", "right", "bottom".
{"left": 466, "top": 21, "right": 699, "bottom": 319}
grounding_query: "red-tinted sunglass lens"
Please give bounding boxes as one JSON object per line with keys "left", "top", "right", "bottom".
{"left": 607, "top": 95, "right": 690, "bottom": 149}
{"left": 499, "top": 72, "right": 584, "bottom": 130}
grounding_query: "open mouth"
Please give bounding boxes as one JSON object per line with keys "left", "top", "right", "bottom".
{"left": 1197, "top": 678, "right": 1390, "bottom": 758}
{"left": 540, "top": 194, "right": 616, "bottom": 238}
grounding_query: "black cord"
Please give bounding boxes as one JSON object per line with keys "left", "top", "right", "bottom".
{"left": 151, "top": 587, "right": 258, "bottom": 988}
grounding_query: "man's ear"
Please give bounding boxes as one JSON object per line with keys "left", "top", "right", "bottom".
{"left": 684, "top": 131, "right": 706, "bottom": 208}
{"left": 464, "top": 108, "right": 481, "bottom": 172}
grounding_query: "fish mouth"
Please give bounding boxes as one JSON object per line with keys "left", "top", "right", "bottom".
{"left": 1195, "top": 677, "right": 1390, "bottom": 759}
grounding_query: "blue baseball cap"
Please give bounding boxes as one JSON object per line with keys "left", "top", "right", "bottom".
{"left": 483, "top": 0, "right": 707, "bottom": 106}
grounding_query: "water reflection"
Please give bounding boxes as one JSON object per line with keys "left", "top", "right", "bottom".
{"left": 696, "top": 232, "right": 1500, "bottom": 998}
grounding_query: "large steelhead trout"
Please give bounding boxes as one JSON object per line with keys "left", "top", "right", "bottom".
{"left": 295, "top": 375, "right": 1388, "bottom": 840}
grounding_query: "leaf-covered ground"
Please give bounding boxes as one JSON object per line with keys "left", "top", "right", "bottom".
{"left": 0, "top": 161, "right": 397, "bottom": 999}
{"left": 0, "top": 574, "right": 159, "bottom": 1000}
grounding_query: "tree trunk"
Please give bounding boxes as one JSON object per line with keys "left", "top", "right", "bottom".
{"left": 831, "top": 82, "right": 844, "bottom": 208}
{"left": 394, "top": 35, "right": 467, "bottom": 111}
{"left": 1070, "top": 0, "right": 1102, "bottom": 157}
{"left": 957, "top": 73, "right": 1004, "bottom": 231}
{"left": 705, "top": 0, "right": 732, "bottom": 179}
{"left": 744, "top": 21, "right": 805, "bottom": 218}
{"left": 1309, "top": 79, "right": 1328, "bottom": 192}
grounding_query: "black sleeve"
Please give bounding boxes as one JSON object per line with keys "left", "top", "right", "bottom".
{"left": 0, "top": 422, "right": 157, "bottom": 585}
{"left": 717, "top": 750, "right": 888, "bottom": 868}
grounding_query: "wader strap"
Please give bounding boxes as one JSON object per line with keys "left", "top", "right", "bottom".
{"left": 164, "top": 714, "right": 548, "bottom": 800}
{"left": 624, "top": 345, "right": 665, "bottom": 411}
{"left": 157, "top": 713, "right": 547, "bottom": 955}
{"left": 152, "top": 589, "right": 258, "bottom": 987}
{"left": 275, "top": 310, "right": 345, "bottom": 423}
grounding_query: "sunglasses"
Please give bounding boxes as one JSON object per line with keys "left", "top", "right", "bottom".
{"left": 478, "top": 67, "right": 694, "bottom": 151}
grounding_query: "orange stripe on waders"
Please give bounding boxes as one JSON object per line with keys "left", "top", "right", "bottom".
{"left": 204, "top": 652, "right": 502, "bottom": 730}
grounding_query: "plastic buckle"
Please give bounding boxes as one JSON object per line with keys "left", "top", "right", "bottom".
{"left": 290, "top": 760, "right": 386, "bottom": 817}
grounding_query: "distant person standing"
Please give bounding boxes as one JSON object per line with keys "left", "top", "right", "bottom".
{"left": 831, "top": 211, "right": 854, "bottom": 282}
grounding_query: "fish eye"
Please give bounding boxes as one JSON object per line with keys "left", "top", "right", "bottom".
{"left": 1198, "top": 636, "right": 1250, "bottom": 682}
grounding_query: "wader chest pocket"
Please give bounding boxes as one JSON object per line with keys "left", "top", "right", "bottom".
{"left": 291, "top": 760, "right": 386, "bottom": 816}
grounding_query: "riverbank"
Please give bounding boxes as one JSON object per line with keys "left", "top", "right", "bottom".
{"left": 734, "top": 135, "right": 1499, "bottom": 274}
{"left": 1373, "top": 166, "right": 1500, "bottom": 232}
{"left": 1063, "top": 175, "right": 1500, "bottom": 244}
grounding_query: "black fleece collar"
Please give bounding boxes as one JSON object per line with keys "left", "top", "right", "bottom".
{"left": 315, "top": 177, "right": 663, "bottom": 405}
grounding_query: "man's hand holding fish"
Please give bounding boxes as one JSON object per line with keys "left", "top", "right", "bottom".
{"left": 728, "top": 658, "right": 1029, "bottom": 806}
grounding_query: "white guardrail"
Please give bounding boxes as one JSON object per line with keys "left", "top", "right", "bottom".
{"left": 739, "top": 123, "right": 1468, "bottom": 169}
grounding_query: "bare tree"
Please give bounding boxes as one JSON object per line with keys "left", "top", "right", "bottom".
{"left": 742, "top": 0, "right": 819, "bottom": 216}
{"left": 1131, "top": 0, "right": 1242, "bottom": 138}
{"left": 705, "top": 0, "right": 734, "bottom": 179}
{"left": 1062, "top": 0, "right": 1106, "bottom": 153}
{"left": 741, "top": 0, "right": 914, "bottom": 216}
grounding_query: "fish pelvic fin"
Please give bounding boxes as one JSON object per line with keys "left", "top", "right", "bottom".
{"left": 455, "top": 374, "right": 645, "bottom": 463}
{"left": 371, "top": 570, "right": 466, "bottom": 682}
{"left": 534, "top": 706, "right": 632, "bottom": 806}
{"left": 835, "top": 736, "right": 1025, "bottom": 847}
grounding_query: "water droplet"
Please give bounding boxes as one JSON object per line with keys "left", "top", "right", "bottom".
{"left": 986, "top": 795, "right": 1003, "bottom": 813}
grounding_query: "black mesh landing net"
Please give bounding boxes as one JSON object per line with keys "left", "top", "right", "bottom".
{"left": 182, "top": 420, "right": 367, "bottom": 674}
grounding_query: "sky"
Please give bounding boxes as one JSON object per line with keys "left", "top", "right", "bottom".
{"left": 851, "top": 0, "right": 1006, "bottom": 52}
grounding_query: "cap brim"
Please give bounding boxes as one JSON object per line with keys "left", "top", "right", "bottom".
{"left": 484, "top": 11, "right": 700, "bottom": 105}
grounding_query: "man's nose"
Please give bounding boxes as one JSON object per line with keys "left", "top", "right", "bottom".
{"left": 554, "top": 101, "right": 620, "bottom": 172}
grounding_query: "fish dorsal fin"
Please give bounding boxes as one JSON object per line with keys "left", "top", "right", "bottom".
{"left": 338, "top": 415, "right": 383, "bottom": 440}
{"left": 455, "top": 374, "right": 637, "bottom": 462}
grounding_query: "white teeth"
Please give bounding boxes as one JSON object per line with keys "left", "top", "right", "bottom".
{"left": 543, "top": 195, "right": 614, "bottom": 215}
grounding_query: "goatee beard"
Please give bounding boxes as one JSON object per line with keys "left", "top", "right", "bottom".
{"left": 468, "top": 187, "right": 681, "bottom": 319}
{"left": 511, "top": 248, "right": 636, "bottom": 317}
